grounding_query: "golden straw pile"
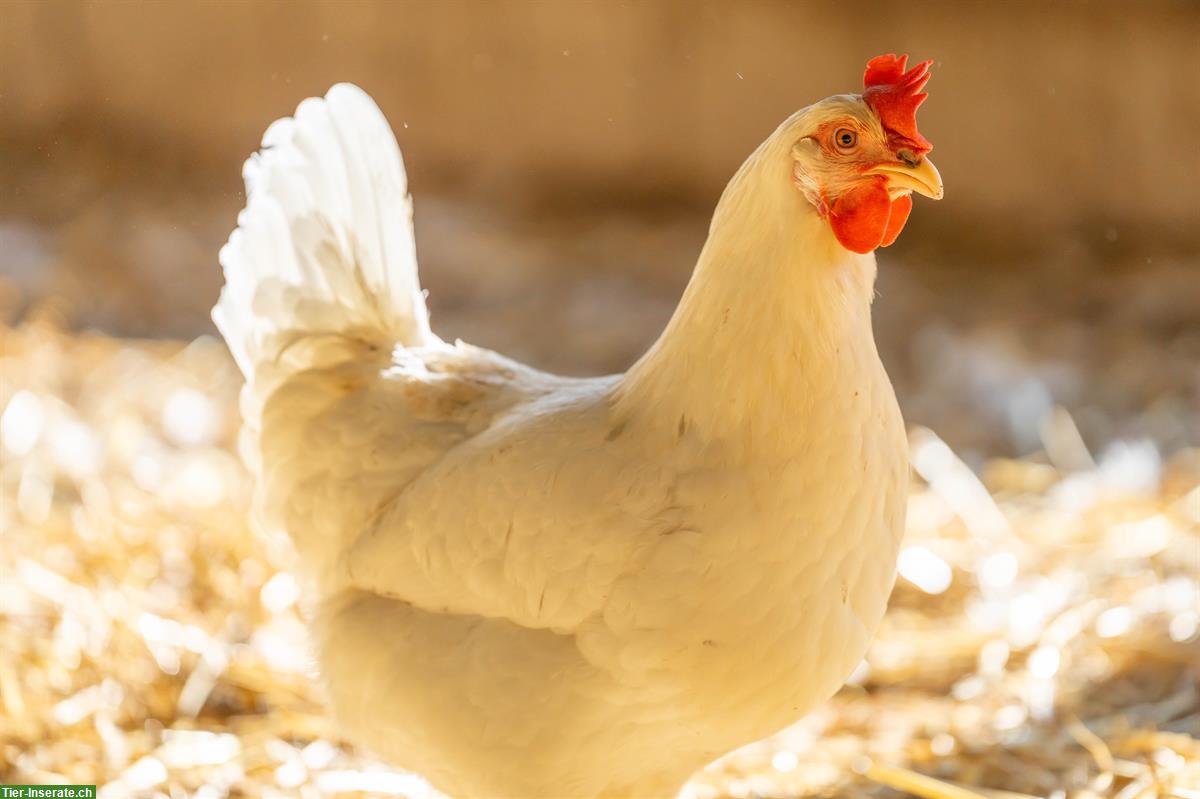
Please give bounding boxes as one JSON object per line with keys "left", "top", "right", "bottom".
{"left": 1, "top": 315, "right": 1197, "bottom": 799}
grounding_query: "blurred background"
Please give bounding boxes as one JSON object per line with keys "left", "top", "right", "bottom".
{"left": 1, "top": 2, "right": 1197, "bottom": 797}
{"left": 3, "top": 0, "right": 1199, "bottom": 456}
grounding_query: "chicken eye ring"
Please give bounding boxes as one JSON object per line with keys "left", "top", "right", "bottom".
{"left": 833, "top": 127, "right": 858, "bottom": 152}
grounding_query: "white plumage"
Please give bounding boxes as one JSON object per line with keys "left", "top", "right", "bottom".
{"left": 214, "top": 69, "right": 940, "bottom": 796}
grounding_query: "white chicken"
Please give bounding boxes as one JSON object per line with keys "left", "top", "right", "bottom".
{"left": 214, "top": 54, "right": 943, "bottom": 798}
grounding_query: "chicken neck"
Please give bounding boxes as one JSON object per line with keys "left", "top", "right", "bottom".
{"left": 614, "top": 140, "right": 886, "bottom": 459}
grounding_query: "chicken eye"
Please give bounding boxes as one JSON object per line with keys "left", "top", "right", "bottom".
{"left": 834, "top": 128, "right": 858, "bottom": 151}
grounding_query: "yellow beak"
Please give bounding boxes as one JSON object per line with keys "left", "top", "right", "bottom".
{"left": 867, "top": 157, "right": 944, "bottom": 201}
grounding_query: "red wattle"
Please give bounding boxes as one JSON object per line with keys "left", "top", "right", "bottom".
{"left": 879, "top": 193, "right": 912, "bottom": 248}
{"left": 829, "top": 183, "right": 915, "bottom": 253}
{"left": 829, "top": 182, "right": 893, "bottom": 254}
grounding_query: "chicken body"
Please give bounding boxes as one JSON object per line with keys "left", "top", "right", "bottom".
{"left": 215, "top": 67, "right": 934, "bottom": 796}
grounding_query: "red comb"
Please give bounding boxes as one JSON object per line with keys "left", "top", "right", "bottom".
{"left": 863, "top": 54, "right": 932, "bottom": 155}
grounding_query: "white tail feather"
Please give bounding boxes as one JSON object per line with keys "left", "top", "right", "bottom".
{"left": 213, "top": 83, "right": 436, "bottom": 392}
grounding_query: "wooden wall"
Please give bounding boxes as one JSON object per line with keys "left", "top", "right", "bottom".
{"left": 2, "top": 0, "right": 1198, "bottom": 241}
